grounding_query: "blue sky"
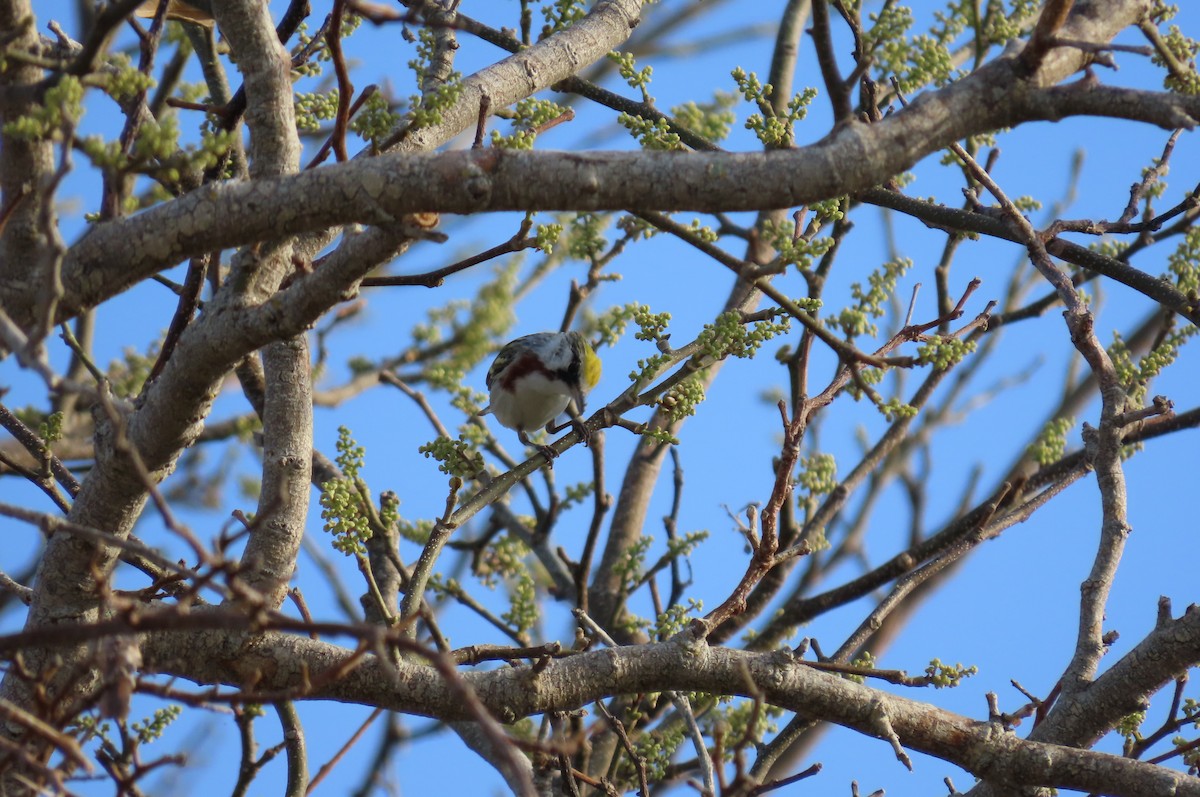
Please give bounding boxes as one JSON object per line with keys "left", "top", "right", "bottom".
{"left": 3, "top": 0, "right": 1199, "bottom": 794}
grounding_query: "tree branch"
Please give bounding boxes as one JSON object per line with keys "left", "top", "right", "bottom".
{"left": 129, "top": 618, "right": 1200, "bottom": 797}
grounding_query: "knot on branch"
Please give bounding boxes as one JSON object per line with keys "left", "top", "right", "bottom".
{"left": 461, "top": 151, "right": 497, "bottom": 204}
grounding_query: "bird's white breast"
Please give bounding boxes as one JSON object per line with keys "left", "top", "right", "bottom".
{"left": 488, "top": 371, "right": 572, "bottom": 433}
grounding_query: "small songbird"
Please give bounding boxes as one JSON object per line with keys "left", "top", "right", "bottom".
{"left": 480, "top": 331, "right": 602, "bottom": 460}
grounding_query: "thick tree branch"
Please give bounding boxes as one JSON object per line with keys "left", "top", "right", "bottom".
{"left": 0, "top": 0, "right": 57, "bottom": 353}
{"left": 206, "top": 0, "right": 309, "bottom": 611}
{"left": 130, "top": 616, "right": 1200, "bottom": 797}
{"left": 19, "top": 34, "right": 1194, "bottom": 336}
{"left": 237, "top": 337, "right": 313, "bottom": 609}
{"left": 381, "top": 0, "right": 645, "bottom": 155}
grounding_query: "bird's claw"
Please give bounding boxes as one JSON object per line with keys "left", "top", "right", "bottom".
{"left": 573, "top": 418, "right": 593, "bottom": 448}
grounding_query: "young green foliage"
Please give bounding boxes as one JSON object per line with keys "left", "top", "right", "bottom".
{"left": 797, "top": 452, "right": 839, "bottom": 524}
{"left": 80, "top": 116, "right": 235, "bottom": 191}
{"left": 844, "top": 364, "right": 884, "bottom": 403}
{"left": 1154, "top": 24, "right": 1200, "bottom": 94}
{"left": 413, "top": 263, "right": 519, "bottom": 397}
{"left": 1118, "top": 711, "right": 1147, "bottom": 754}
{"left": 534, "top": 222, "right": 564, "bottom": 254}
{"left": 798, "top": 452, "right": 838, "bottom": 499}
{"left": 658, "top": 374, "right": 706, "bottom": 423}
{"left": 835, "top": 257, "right": 912, "bottom": 338}
{"left": 992, "top": 0, "right": 1041, "bottom": 40}
{"left": 408, "top": 79, "right": 465, "bottom": 130}
{"left": 667, "top": 529, "right": 710, "bottom": 561}
{"left": 710, "top": 697, "right": 782, "bottom": 756}
{"left": 608, "top": 50, "right": 654, "bottom": 103}
{"left": 1028, "top": 417, "right": 1075, "bottom": 466}
{"left": 623, "top": 723, "right": 687, "bottom": 785}
{"left": 97, "top": 55, "right": 157, "bottom": 103}
{"left": 844, "top": 650, "right": 876, "bottom": 683}
{"left": 319, "top": 426, "right": 375, "bottom": 555}
{"left": 654, "top": 599, "right": 703, "bottom": 639}
{"left": 397, "top": 518, "right": 433, "bottom": 546}
{"left": 760, "top": 214, "right": 837, "bottom": 271}
{"left": 404, "top": 28, "right": 465, "bottom": 131}
{"left": 3, "top": 76, "right": 84, "bottom": 140}
{"left": 925, "top": 658, "right": 978, "bottom": 689}
{"left": 696, "top": 309, "right": 792, "bottom": 362}
{"left": 612, "top": 536, "right": 654, "bottom": 593}
{"left": 565, "top": 213, "right": 610, "bottom": 260}
{"left": 731, "top": 67, "right": 817, "bottom": 147}
{"left": 132, "top": 706, "right": 182, "bottom": 744}
{"left": 491, "top": 97, "right": 571, "bottom": 150}
{"left": 590, "top": 301, "right": 663, "bottom": 352}
{"left": 559, "top": 481, "right": 596, "bottom": 512}
{"left": 916, "top": 335, "right": 977, "bottom": 369}
{"left": 874, "top": 11, "right": 957, "bottom": 93}
{"left": 1110, "top": 319, "right": 1197, "bottom": 407}
{"left": 880, "top": 397, "right": 918, "bottom": 422}
{"left": 320, "top": 473, "right": 371, "bottom": 555}
{"left": 670, "top": 94, "right": 737, "bottom": 144}
{"left": 294, "top": 89, "right": 340, "bottom": 132}
{"left": 618, "top": 113, "right": 683, "bottom": 150}
{"left": 542, "top": 0, "right": 587, "bottom": 33}
{"left": 474, "top": 533, "right": 540, "bottom": 633}
{"left": 418, "top": 435, "right": 484, "bottom": 479}
{"left": 1167, "top": 226, "right": 1200, "bottom": 296}
{"left": 39, "top": 412, "right": 64, "bottom": 445}
{"left": 107, "top": 342, "right": 162, "bottom": 399}
{"left": 350, "top": 91, "right": 404, "bottom": 148}
{"left": 684, "top": 219, "right": 719, "bottom": 243}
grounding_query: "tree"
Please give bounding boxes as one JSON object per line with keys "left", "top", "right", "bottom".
{"left": 1, "top": 0, "right": 1199, "bottom": 793}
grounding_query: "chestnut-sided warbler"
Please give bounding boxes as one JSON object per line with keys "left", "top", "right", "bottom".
{"left": 480, "top": 331, "right": 602, "bottom": 459}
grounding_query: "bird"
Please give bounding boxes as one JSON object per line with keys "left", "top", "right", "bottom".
{"left": 480, "top": 331, "right": 602, "bottom": 461}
